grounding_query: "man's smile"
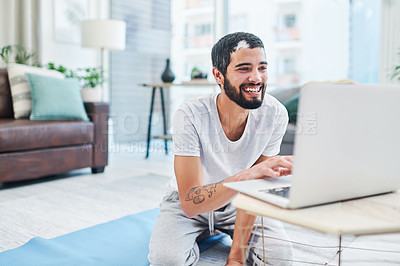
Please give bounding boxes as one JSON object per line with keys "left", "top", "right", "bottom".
{"left": 241, "top": 83, "right": 264, "bottom": 96}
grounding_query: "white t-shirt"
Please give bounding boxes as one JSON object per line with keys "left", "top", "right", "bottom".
{"left": 168, "top": 92, "right": 288, "bottom": 192}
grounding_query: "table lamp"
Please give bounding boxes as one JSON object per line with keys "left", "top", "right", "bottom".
{"left": 81, "top": 19, "right": 126, "bottom": 101}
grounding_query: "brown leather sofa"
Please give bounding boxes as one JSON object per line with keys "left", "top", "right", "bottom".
{"left": 0, "top": 68, "right": 109, "bottom": 183}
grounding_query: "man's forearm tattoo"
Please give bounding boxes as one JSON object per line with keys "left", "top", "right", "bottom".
{"left": 185, "top": 182, "right": 220, "bottom": 205}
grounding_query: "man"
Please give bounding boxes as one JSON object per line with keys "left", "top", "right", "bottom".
{"left": 149, "top": 32, "right": 294, "bottom": 265}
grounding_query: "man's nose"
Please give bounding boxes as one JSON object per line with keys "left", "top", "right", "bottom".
{"left": 248, "top": 69, "right": 263, "bottom": 83}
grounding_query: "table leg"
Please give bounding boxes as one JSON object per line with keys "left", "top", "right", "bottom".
{"left": 338, "top": 235, "right": 342, "bottom": 266}
{"left": 146, "top": 87, "right": 157, "bottom": 159}
{"left": 159, "top": 87, "right": 168, "bottom": 155}
{"left": 261, "top": 216, "right": 266, "bottom": 266}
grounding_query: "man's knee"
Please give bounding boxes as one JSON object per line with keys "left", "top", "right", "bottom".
{"left": 148, "top": 251, "right": 186, "bottom": 266}
{"left": 148, "top": 243, "right": 200, "bottom": 266}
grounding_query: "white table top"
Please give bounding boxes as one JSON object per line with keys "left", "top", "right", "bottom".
{"left": 232, "top": 191, "right": 400, "bottom": 236}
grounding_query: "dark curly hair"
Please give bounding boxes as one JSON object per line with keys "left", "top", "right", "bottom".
{"left": 211, "top": 32, "right": 265, "bottom": 76}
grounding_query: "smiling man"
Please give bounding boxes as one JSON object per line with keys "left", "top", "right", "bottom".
{"left": 149, "top": 32, "right": 294, "bottom": 266}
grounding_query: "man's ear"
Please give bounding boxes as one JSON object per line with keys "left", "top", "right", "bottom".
{"left": 212, "top": 67, "right": 224, "bottom": 86}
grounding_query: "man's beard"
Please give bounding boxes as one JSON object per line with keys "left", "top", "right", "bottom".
{"left": 224, "top": 77, "right": 266, "bottom": 109}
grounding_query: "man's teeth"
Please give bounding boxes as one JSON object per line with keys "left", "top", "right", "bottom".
{"left": 244, "top": 87, "right": 260, "bottom": 92}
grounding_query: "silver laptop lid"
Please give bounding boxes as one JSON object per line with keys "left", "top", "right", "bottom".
{"left": 289, "top": 83, "right": 400, "bottom": 208}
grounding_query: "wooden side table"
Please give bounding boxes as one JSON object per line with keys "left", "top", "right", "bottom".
{"left": 139, "top": 82, "right": 217, "bottom": 158}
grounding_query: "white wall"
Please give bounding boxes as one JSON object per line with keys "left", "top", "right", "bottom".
{"left": 39, "top": 0, "right": 109, "bottom": 70}
{"left": 38, "top": 0, "right": 111, "bottom": 100}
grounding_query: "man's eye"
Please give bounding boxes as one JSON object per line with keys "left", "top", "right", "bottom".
{"left": 238, "top": 67, "right": 249, "bottom": 71}
{"left": 259, "top": 66, "right": 267, "bottom": 71}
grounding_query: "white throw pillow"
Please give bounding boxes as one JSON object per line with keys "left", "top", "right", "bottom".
{"left": 7, "top": 64, "right": 65, "bottom": 119}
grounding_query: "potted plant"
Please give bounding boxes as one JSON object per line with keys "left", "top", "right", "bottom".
{"left": 47, "top": 63, "right": 104, "bottom": 102}
{"left": 47, "top": 62, "right": 75, "bottom": 78}
{"left": 75, "top": 66, "right": 104, "bottom": 102}
{"left": 190, "top": 66, "right": 207, "bottom": 80}
{"left": 0, "top": 45, "right": 37, "bottom": 66}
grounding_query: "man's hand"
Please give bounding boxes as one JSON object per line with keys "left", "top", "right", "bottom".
{"left": 246, "top": 155, "right": 294, "bottom": 180}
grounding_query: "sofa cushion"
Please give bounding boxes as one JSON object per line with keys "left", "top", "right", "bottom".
{"left": 283, "top": 93, "right": 299, "bottom": 124}
{"left": 0, "top": 119, "right": 93, "bottom": 153}
{"left": 7, "top": 64, "right": 65, "bottom": 119}
{"left": 279, "top": 123, "right": 296, "bottom": 155}
{"left": 268, "top": 86, "right": 300, "bottom": 104}
{"left": 282, "top": 123, "right": 296, "bottom": 144}
{"left": 0, "top": 145, "right": 93, "bottom": 182}
{"left": 26, "top": 73, "right": 89, "bottom": 121}
{"left": 0, "top": 68, "right": 14, "bottom": 118}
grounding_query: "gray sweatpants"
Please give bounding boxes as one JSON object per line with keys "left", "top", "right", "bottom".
{"left": 148, "top": 192, "right": 293, "bottom": 266}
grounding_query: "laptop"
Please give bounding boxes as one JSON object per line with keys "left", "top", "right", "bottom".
{"left": 224, "top": 83, "right": 400, "bottom": 209}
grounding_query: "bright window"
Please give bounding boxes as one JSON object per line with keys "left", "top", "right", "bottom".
{"left": 172, "top": 0, "right": 382, "bottom": 89}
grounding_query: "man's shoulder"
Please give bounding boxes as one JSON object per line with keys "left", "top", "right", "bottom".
{"left": 178, "top": 93, "right": 217, "bottom": 114}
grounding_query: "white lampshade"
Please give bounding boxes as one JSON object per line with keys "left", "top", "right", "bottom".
{"left": 81, "top": 19, "right": 126, "bottom": 50}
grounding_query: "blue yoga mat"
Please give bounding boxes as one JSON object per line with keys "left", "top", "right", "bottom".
{"left": 0, "top": 208, "right": 228, "bottom": 266}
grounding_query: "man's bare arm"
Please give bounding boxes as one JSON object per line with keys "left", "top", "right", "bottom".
{"left": 175, "top": 155, "right": 293, "bottom": 218}
{"left": 185, "top": 182, "right": 220, "bottom": 204}
{"left": 175, "top": 156, "right": 238, "bottom": 218}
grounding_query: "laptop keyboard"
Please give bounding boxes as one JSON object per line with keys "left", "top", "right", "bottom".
{"left": 259, "top": 186, "right": 291, "bottom": 198}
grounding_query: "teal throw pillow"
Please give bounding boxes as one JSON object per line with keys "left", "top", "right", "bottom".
{"left": 26, "top": 73, "right": 89, "bottom": 121}
{"left": 283, "top": 93, "right": 299, "bottom": 124}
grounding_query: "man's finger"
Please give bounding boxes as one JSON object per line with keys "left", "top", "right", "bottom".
{"left": 282, "top": 155, "right": 294, "bottom": 163}
{"left": 263, "top": 167, "right": 281, "bottom": 178}
{"left": 279, "top": 168, "right": 292, "bottom": 176}
{"left": 271, "top": 157, "right": 293, "bottom": 169}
